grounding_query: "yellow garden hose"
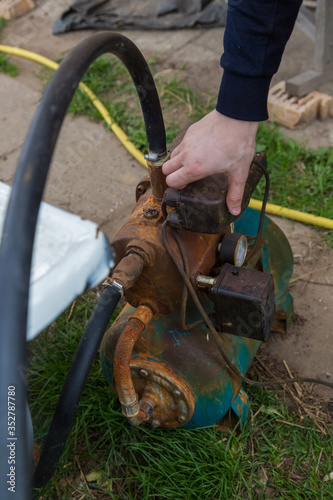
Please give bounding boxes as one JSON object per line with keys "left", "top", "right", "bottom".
{"left": 0, "top": 44, "right": 332, "bottom": 230}
{"left": 249, "top": 199, "right": 333, "bottom": 229}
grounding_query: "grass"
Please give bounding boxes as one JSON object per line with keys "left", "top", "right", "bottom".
{"left": 0, "top": 53, "right": 19, "bottom": 77}
{"left": 255, "top": 125, "right": 333, "bottom": 221}
{"left": 0, "top": 17, "right": 18, "bottom": 77}
{"left": 28, "top": 292, "right": 333, "bottom": 499}
{"left": 255, "top": 124, "right": 333, "bottom": 247}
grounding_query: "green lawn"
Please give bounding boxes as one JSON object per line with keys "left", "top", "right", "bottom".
{"left": 29, "top": 293, "right": 333, "bottom": 500}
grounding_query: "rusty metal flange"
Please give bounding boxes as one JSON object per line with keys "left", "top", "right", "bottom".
{"left": 130, "top": 358, "right": 195, "bottom": 427}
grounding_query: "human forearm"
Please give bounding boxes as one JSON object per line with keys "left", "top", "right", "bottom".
{"left": 217, "top": 0, "right": 303, "bottom": 121}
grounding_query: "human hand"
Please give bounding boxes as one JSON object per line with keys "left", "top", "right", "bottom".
{"left": 162, "top": 110, "right": 259, "bottom": 215}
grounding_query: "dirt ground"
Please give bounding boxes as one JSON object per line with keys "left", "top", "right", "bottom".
{"left": 0, "top": 2, "right": 332, "bottom": 406}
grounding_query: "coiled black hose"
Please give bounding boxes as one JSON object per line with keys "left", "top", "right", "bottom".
{"left": 0, "top": 33, "right": 166, "bottom": 499}
{"left": 33, "top": 285, "right": 121, "bottom": 488}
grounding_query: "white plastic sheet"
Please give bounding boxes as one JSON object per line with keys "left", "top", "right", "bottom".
{"left": 0, "top": 182, "right": 114, "bottom": 340}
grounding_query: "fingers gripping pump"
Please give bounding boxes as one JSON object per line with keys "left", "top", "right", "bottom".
{"left": 0, "top": 33, "right": 294, "bottom": 498}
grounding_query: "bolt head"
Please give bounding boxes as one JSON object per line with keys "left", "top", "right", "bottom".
{"left": 151, "top": 419, "right": 160, "bottom": 427}
{"left": 172, "top": 390, "right": 181, "bottom": 398}
{"left": 143, "top": 208, "right": 159, "bottom": 219}
{"left": 139, "top": 369, "right": 149, "bottom": 378}
{"left": 178, "top": 415, "right": 186, "bottom": 423}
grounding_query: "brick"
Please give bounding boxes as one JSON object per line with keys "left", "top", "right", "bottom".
{"left": 267, "top": 81, "right": 333, "bottom": 129}
{"left": 316, "top": 92, "right": 333, "bottom": 120}
{"left": 0, "top": 0, "right": 35, "bottom": 20}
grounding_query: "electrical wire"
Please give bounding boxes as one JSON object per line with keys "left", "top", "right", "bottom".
{"left": 244, "top": 159, "right": 270, "bottom": 263}
{"left": 171, "top": 228, "right": 204, "bottom": 330}
{"left": 0, "top": 43, "right": 332, "bottom": 230}
{"left": 162, "top": 220, "right": 333, "bottom": 390}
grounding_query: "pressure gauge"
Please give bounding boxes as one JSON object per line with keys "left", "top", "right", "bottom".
{"left": 218, "top": 233, "right": 248, "bottom": 267}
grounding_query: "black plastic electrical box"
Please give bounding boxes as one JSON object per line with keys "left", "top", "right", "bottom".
{"left": 164, "top": 153, "right": 266, "bottom": 233}
{"left": 211, "top": 263, "right": 275, "bottom": 341}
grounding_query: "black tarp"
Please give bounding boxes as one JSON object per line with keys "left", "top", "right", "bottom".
{"left": 54, "top": 0, "right": 227, "bottom": 35}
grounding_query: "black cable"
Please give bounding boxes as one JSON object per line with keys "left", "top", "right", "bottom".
{"left": 0, "top": 32, "right": 166, "bottom": 499}
{"left": 245, "top": 159, "right": 270, "bottom": 263}
{"left": 171, "top": 228, "right": 204, "bottom": 331}
{"left": 33, "top": 285, "right": 121, "bottom": 488}
{"left": 162, "top": 221, "right": 333, "bottom": 390}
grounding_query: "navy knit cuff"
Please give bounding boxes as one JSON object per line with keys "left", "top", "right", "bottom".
{"left": 216, "top": 70, "right": 272, "bottom": 122}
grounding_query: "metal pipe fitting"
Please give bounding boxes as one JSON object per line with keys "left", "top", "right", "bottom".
{"left": 196, "top": 275, "right": 217, "bottom": 289}
{"left": 111, "top": 251, "right": 147, "bottom": 291}
{"left": 145, "top": 151, "right": 170, "bottom": 203}
{"left": 113, "top": 305, "right": 153, "bottom": 425}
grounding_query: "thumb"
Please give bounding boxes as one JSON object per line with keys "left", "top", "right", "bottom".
{"left": 226, "top": 178, "right": 246, "bottom": 216}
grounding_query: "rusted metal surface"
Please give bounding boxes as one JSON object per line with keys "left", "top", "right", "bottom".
{"left": 113, "top": 305, "right": 153, "bottom": 424}
{"left": 136, "top": 175, "right": 150, "bottom": 202}
{"left": 131, "top": 358, "right": 195, "bottom": 427}
{"left": 102, "top": 138, "right": 294, "bottom": 429}
{"left": 101, "top": 298, "right": 260, "bottom": 428}
{"left": 111, "top": 252, "right": 147, "bottom": 291}
{"left": 111, "top": 185, "right": 224, "bottom": 314}
{"left": 102, "top": 306, "right": 195, "bottom": 427}
{"left": 146, "top": 153, "right": 169, "bottom": 203}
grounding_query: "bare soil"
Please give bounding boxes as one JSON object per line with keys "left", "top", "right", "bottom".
{"left": 0, "top": 2, "right": 332, "bottom": 407}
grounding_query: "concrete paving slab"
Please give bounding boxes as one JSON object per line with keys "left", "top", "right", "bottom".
{"left": 0, "top": 74, "right": 145, "bottom": 238}
{"left": 0, "top": 75, "right": 40, "bottom": 156}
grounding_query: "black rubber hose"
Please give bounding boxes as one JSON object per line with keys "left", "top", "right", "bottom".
{"left": 33, "top": 285, "right": 121, "bottom": 488}
{"left": 0, "top": 32, "right": 165, "bottom": 499}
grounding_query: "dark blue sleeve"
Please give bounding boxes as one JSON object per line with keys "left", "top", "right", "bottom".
{"left": 216, "top": 0, "right": 302, "bottom": 121}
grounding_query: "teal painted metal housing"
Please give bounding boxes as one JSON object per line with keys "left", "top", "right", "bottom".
{"left": 235, "top": 208, "right": 294, "bottom": 330}
{"left": 101, "top": 209, "right": 294, "bottom": 429}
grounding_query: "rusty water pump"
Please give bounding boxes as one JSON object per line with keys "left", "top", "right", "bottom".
{"left": 0, "top": 32, "right": 294, "bottom": 497}
{"left": 100, "top": 148, "right": 294, "bottom": 429}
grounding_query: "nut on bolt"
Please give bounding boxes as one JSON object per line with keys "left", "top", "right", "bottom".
{"left": 143, "top": 207, "right": 159, "bottom": 219}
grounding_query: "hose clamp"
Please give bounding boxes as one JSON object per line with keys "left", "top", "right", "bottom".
{"left": 103, "top": 279, "right": 124, "bottom": 298}
{"left": 144, "top": 150, "right": 169, "bottom": 166}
